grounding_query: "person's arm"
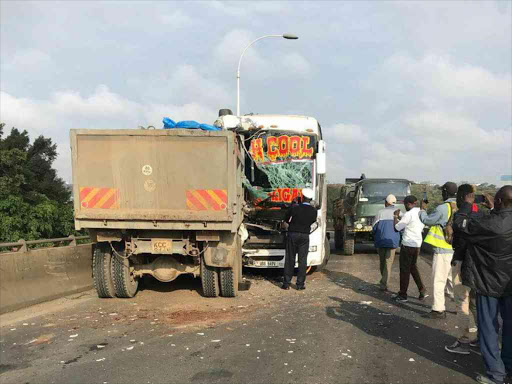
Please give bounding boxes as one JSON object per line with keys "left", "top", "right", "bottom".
{"left": 395, "top": 211, "right": 411, "bottom": 232}
{"left": 453, "top": 198, "right": 493, "bottom": 239}
{"left": 418, "top": 204, "right": 445, "bottom": 226}
{"left": 285, "top": 206, "right": 293, "bottom": 223}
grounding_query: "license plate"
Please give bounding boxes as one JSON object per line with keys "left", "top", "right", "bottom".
{"left": 253, "top": 260, "right": 282, "bottom": 267}
{"left": 151, "top": 239, "right": 172, "bottom": 254}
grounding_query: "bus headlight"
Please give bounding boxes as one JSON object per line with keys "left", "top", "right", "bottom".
{"left": 309, "top": 246, "right": 317, "bottom": 252}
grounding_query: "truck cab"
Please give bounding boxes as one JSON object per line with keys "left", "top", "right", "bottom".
{"left": 333, "top": 178, "right": 411, "bottom": 255}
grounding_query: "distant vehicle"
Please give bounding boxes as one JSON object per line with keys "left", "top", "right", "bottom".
{"left": 332, "top": 178, "right": 411, "bottom": 255}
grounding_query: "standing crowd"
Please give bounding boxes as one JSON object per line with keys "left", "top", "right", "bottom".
{"left": 372, "top": 183, "right": 512, "bottom": 384}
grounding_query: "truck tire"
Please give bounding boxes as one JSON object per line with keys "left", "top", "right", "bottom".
{"left": 219, "top": 255, "right": 240, "bottom": 297}
{"left": 112, "top": 250, "right": 138, "bottom": 298}
{"left": 92, "top": 243, "right": 116, "bottom": 298}
{"left": 344, "top": 236, "right": 355, "bottom": 256}
{"left": 334, "top": 230, "right": 343, "bottom": 250}
{"left": 201, "top": 256, "right": 220, "bottom": 297}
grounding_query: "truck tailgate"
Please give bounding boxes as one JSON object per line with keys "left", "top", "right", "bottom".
{"left": 71, "top": 129, "right": 236, "bottom": 226}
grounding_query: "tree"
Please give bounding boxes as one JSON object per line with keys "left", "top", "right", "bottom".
{"left": 0, "top": 123, "right": 76, "bottom": 242}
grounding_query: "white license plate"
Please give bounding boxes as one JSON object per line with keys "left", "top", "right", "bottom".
{"left": 253, "top": 260, "right": 282, "bottom": 267}
{"left": 151, "top": 239, "right": 172, "bottom": 254}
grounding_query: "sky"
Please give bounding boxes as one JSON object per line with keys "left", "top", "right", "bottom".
{"left": 1, "top": 1, "right": 511, "bottom": 185}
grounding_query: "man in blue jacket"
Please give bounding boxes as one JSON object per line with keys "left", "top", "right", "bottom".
{"left": 373, "top": 194, "right": 400, "bottom": 292}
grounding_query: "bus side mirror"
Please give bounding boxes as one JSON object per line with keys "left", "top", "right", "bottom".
{"left": 316, "top": 140, "right": 326, "bottom": 174}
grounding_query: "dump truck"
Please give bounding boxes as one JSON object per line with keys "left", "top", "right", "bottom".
{"left": 71, "top": 112, "right": 328, "bottom": 299}
{"left": 333, "top": 178, "right": 411, "bottom": 255}
{"left": 70, "top": 128, "right": 244, "bottom": 298}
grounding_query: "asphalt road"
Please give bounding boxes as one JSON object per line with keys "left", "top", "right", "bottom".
{"left": 0, "top": 243, "right": 488, "bottom": 384}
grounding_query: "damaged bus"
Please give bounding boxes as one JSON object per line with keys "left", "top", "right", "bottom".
{"left": 217, "top": 114, "right": 329, "bottom": 272}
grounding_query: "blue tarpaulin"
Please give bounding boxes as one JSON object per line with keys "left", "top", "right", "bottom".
{"left": 163, "top": 117, "right": 220, "bottom": 131}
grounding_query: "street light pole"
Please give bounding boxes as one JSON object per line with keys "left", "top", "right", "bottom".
{"left": 236, "top": 34, "right": 298, "bottom": 117}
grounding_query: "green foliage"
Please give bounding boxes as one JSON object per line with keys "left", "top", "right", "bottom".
{"left": 0, "top": 123, "right": 77, "bottom": 242}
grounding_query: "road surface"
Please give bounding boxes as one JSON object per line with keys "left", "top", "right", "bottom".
{"left": 0, "top": 243, "right": 487, "bottom": 384}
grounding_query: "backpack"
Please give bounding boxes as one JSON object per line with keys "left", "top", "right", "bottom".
{"left": 443, "top": 202, "right": 458, "bottom": 245}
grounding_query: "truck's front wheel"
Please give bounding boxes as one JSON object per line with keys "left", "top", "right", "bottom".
{"left": 201, "top": 256, "right": 220, "bottom": 297}
{"left": 112, "top": 248, "right": 139, "bottom": 298}
{"left": 343, "top": 234, "right": 355, "bottom": 256}
{"left": 92, "top": 243, "right": 116, "bottom": 298}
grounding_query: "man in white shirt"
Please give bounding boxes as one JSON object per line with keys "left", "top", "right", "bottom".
{"left": 392, "top": 195, "right": 428, "bottom": 303}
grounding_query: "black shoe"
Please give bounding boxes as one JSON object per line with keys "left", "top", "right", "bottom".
{"left": 392, "top": 293, "right": 408, "bottom": 303}
{"left": 281, "top": 284, "right": 290, "bottom": 290}
{"left": 419, "top": 292, "right": 429, "bottom": 301}
{"left": 424, "top": 310, "right": 447, "bottom": 319}
{"left": 296, "top": 285, "right": 305, "bottom": 290}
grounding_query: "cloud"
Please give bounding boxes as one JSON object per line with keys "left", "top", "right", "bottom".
{"left": 207, "top": 1, "right": 285, "bottom": 17}
{"left": 3, "top": 49, "right": 54, "bottom": 72}
{"left": 325, "top": 123, "right": 369, "bottom": 144}
{"left": 0, "top": 86, "right": 218, "bottom": 182}
{"left": 158, "top": 9, "right": 193, "bottom": 28}
{"left": 281, "top": 52, "right": 311, "bottom": 76}
{"left": 381, "top": 53, "right": 511, "bottom": 106}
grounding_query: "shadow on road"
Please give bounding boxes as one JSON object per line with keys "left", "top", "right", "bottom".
{"left": 322, "top": 268, "right": 431, "bottom": 315}
{"left": 139, "top": 274, "right": 202, "bottom": 294}
{"left": 325, "top": 296, "right": 483, "bottom": 381}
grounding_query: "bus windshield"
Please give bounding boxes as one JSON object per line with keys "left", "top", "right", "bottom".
{"left": 245, "top": 160, "right": 314, "bottom": 204}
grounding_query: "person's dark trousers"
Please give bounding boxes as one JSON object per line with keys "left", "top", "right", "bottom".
{"left": 283, "top": 232, "right": 310, "bottom": 287}
{"left": 398, "top": 245, "right": 426, "bottom": 298}
{"left": 476, "top": 294, "right": 512, "bottom": 383}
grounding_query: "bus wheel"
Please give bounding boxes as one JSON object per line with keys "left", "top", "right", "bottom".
{"left": 201, "top": 256, "right": 220, "bottom": 297}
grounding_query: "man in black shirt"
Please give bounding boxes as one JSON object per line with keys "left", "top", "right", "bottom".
{"left": 453, "top": 185, "right": 512, "bottom": 384}
{"left": 282, "top": 188, "right": 318, "bottom": 290}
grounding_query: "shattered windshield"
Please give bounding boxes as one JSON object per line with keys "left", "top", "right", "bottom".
{"left": 360, "top": 182, "right": 410, "bottom": 203}
{"left": 244, "top": 160, "right": 314, "bottom": 204}
{"left": 243, "top": 131, "right": 317, "bottom": 205}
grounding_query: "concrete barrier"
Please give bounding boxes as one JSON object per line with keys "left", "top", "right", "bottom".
{"left": 0, "top": 244, "right": 93, "bottom": 314}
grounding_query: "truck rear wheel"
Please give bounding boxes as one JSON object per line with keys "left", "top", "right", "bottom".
{"left": 92, "top": 243, "right": 116, "bottom": 298}
{"left": 201, "top": 256, "right": 220, "bottom": 297}
{"left": 334, "top": 230, "right": 343, "bottom": 250}
{"left": 344, "top": 236, "right": 355, "bottom": 256}
{"left": 112, "top": 249, "right": 139, "bottom": 298}
{"left": 219, "top": 254, "right": 240, "bottom": 297}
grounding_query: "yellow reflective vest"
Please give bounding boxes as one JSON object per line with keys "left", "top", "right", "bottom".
{"left": 424, "top": 203, "right": 453, "bottom": 250}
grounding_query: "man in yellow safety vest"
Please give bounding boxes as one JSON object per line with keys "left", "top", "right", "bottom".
{"left": 419, "top": 181, "right": 458, "bottom": 319}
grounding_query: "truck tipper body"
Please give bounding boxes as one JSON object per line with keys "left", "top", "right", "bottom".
{"left": 71, "top": 128, "right": 244, "bottom": 298}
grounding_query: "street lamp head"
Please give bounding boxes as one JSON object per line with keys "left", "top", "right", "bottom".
{"left": 282, "top": 34, "right": 299, "bottom": 40}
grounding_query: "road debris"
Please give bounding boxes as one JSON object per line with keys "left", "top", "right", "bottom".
{"left": 96, "top": 358, "right": 106, "bottom": 362}
{"left": 409, "top": 358, "right": 415, "bottom": 362}
{"left": 69, "top": 334, "right": 78, "bottom": 338}
{"left": 211, "top": 340, "right": 221, "bottom": 343}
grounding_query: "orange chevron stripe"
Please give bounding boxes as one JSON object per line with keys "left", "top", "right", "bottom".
{"left": 80, "top": 186, "right": 119, "bottom": 209}
{"left": 186, "top": 189, "right": 228, "bottom": 211}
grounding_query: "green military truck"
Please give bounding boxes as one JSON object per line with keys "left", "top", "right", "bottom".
{"left": 333, "top": 178, "right": 411, "bottom": 255}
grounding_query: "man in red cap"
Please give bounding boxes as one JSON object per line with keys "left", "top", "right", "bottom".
{"left": 419, "top": 181, "right": 458, "bottom": 319}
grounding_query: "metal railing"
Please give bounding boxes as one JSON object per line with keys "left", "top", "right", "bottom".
{"left": 0, "top": 235, "right": 90, "bottom": 253}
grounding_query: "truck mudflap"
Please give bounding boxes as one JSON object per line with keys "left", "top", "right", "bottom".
{"left": 203, "top": 233, "right": 240, "bottom": 268}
